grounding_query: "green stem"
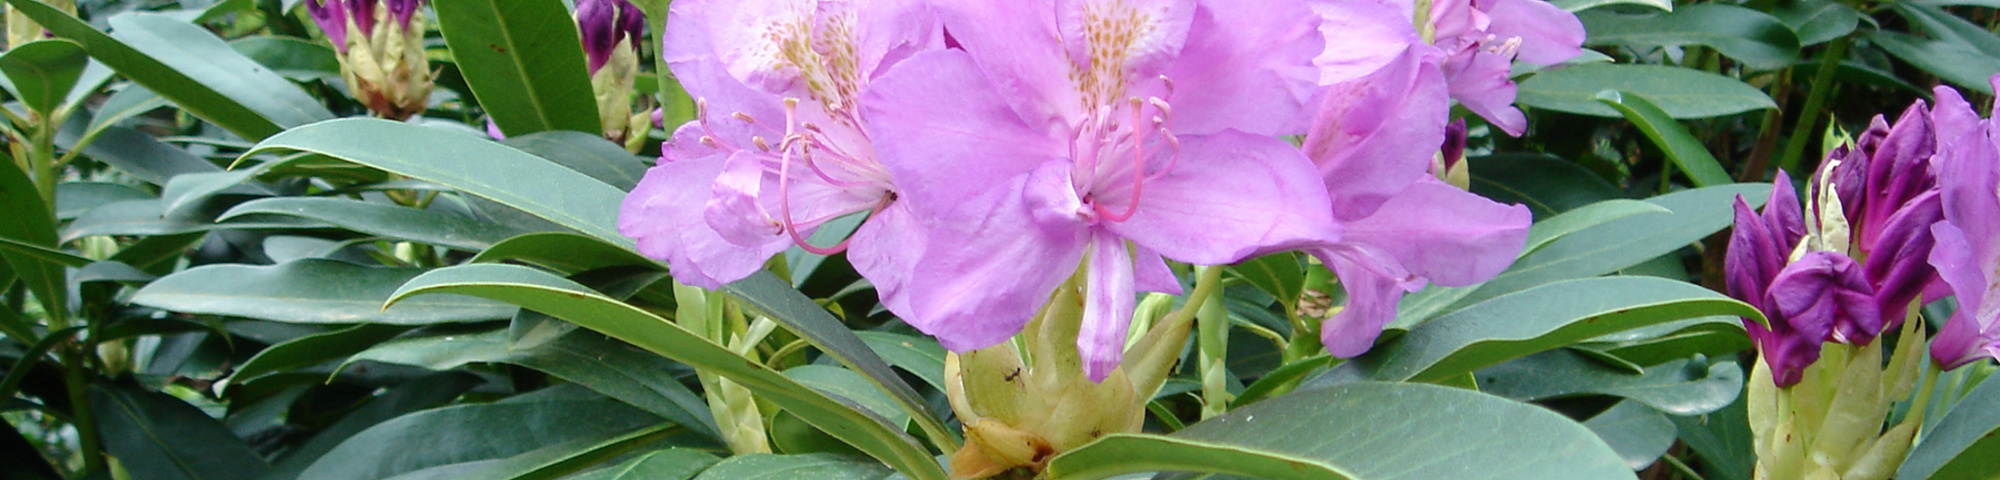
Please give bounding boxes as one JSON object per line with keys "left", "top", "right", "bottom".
{"left": 1661, "top": 454, "right": 1707, "bottom": 480}
{"left": 1777, "top": 35, "right": 1853, "bottom": 174}
{"left": 1195, "top": 269, "right": 1232, "bottom": 419}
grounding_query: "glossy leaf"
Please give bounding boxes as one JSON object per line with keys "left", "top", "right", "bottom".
{"left": 0, "top": 39, "right": 89, "bottom": 115}
{"left": 1897, "top": 373, "right": 2000, "bottom": 480}
{"left": 387, "top": 264, "right": 947, "bottom": 480}
{"left": 0, "top": 153, "right": 67, "bottom": 322}
{"left": 691, "top": 454, "right": 892, "bottom": 480}
{"left": 1517, "top": 63, "right": 1776, "bottom": 118}
{"left": 130, "top": 259, "right": 517, "bottom": 325}
{"left": 55, "top": 182, "right": 154, "bottom": 220}
{"left": 1547, "top": 0, "right": 1670, "bottom": 13}
{"left": 1771, "top": 0, "right": 1862, "bottom": 46}
{"left": 569, "top": 449, "right": 720, "bottom": 480}
{"left": 1595, "top": 90, "right": 1734, "bottom": 187}
{"left": 242, "top": 118, "right": 632, "bottom": 248}
{"left": 296, "top": 387, "right": 661, "bottom": 480}
{"left": 1894, "top": 3, "right": 2000, "bottom": 58}
{"left": 1318, "top": 276, "right": 1763, "bottom": 384}
{"left": 1868, "top": 30, "right": 2000, "bottom": 95}
{"left": 853, "top": 331, "right": 947, "bottom": 392}
{"left": 471, "top": 232, "right": 656, "bottom": 274}
{"left": 503, "top": 131, "right": 648, "bottom": 190}
{"left": 1521, "top": 199, "right": 1671, "bottom": 256}
{"left": 453, "top": 424, "right": 681, "bottom": 480}
{"left": 268, "top": 373, "right": 487, "bottom": 479}
{"left": 434, "top": 0, "right": 601, "bottom": 136}
{"left": 231, "top": 36, "right": 339, "bottom": 82}
{"left": 220, "top": 197, "right": 527, "bottom": 251}
{"left": 1580, "top": 4, "right": 1802, "bottom": 70}
{"left": 1582, "top": 400, "right": 1678, "bottom": 471}
{"left": 1229, "top": 252, "right": 1304, "bottom": 314}
{"left": 91, "top": 383, "right": 272, "bottom": 480}
{"left": 1478, "top": 349, "right": 1744, "bottom": 416}
{"left": 1046, "top": 382, "right": 1634, "bottom": 480}
{"left": 229, "top": 324, "right": 408, "bottom": 383}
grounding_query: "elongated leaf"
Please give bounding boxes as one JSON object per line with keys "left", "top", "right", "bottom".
{"left": 723, "top": 271, "right": 958, "bottom": 450}
{"left": 1478, "top": 349, "right": 1743, "bottom": 416}
{"left": 2, "top": 0, "right": 328, "bottom": 139}
{"left": 1580, "top": 4, "right": 1801, "bottom": 70}
{"left": 91, "top": 383, "right": 272, "bottom": 480}
{"left": 1547, "top": 0, "right": 1670, "bottom": 13}
{"left": 435, "top": 0, "right": 601, "bottom": 136}
{"left": 471, "top": 232, "right": 655, "bottom": 273}
{"left": 0, "top": 416, "right": 61, "bottom": 480}
{"left": 1046, "top": 382, "right": 1634, "bottom": 480}
{"left": 0, "top": 39, "right": 89, "bottom": 115}
{"left": 1468, "top": 153, "right": 1623, "bottom": 219}
{"left": 56, "top": 181, "right": 153, "bottom": 220}
{"left": 1317, "top": 276, "right": 1762, "bottom": 385}
{"left": 62, "top": 198, "right": 329, "bottom": 242}
{"left": 1583, "top": 400, "right": 1678, "bottom": 470}
{"left": 297, "top": 387, "right": 660, "bottom": 480}
{"left": 1595, "top": 90, "right": 1734, "bottom": 187}
{"left": 455, "top": 424, "right": 680, "bottom": 480}
{"left": 569, "top": 449, "right": 719, "bottom": 480}
{"left": 231, "top": 36, "right": 338, "bottom": 81}
{"left": 1521, "top": 199, "right": 1671, "bottom": 256}
{"left": 69, "top": 126, "right": 228, "bottom": 187}
{"left": 1517, "top": 63, "right": 1776, "bottom": 118}
{"left": 1895, "top": 3, "right": 2000, "bottom": 57}
{"left": 389, "top": 264, "right": 947, "bottom": 480}
{"left": 229, "top": 324, "right": 408, "bottom": 383}
{"left": 503, "top": 131, "right": 648, "bottom": 190}
{"left": 853, "top": 331, "right": 946, "bottom": 392}
{"left": 242, "top": 118, "right": 632, "bottom": 248}
{"left": 267, "top": 373, "right": 486, "bottom": 479}
{"left": 692, "top": 454, "right": 892, "bottom": 480}
{"left": 785, "top": 365, "right": 911, "bottom": 428}
{"left": 1898, "top": 373, "right": 2000, "bottom": 480}
{"left": 0, "top": 236, "right": 92, "bottom": 268}
{"left": 0, "top": 156, "right": 67, "bottom": 322}
{"left": 1229, "top": 253, "right": 1303, "bottom": 314}
{"left": 131, "top": 259, "right": 516, "bottom": 325}
{"left": 1868, "top": 30, "right": 2000, "bottom": 95}
{"left": 1671, "top": 396, "right": 1754, "bottom": 480}
{"left": 1772, "top": 0, "right": 1861, "bottom": 46}
{"left": 220, "top": 197, "right": 526, "bottom": 251}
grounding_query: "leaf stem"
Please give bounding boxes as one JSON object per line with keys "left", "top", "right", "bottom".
{"left": 1777, "top": 35, "right": 1853, "bottom": 174}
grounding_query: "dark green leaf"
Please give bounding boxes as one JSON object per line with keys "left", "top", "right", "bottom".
{"left": 231, "top": 36, "right": 339, "bottom": 82}
{"left": 1898, "top": 373, "right": 2000, "bottom": 480}
{"left": 55, "top": 181, "right": 152, "bottom": 220}
{"left": 1670, "top": 396, "right": 1753, "bottom": 480}
{"left": 568, "top": 449, "right": 720, "bottom": 480}
{"left": 1771, "top": 0, "right": 1862, "bottom": 46}
{"left": 1319, "top": 276, "right": 1762, "bottom": 384}
{"left": 1594, "top": 90, "right": 1734, "bottom": 187}
{"left": 1467, "top": 153, "right": 1624, "bottom": 219}
{"left": 0, "top": 156, "right": 67, "bottom": 322}
{"left": 1582, "top": 400, "right": 1678, "bottom": 471}
{"left": 91, "top": 383, "right": 272, "bottom": 480}
{"left": 502, "top": 131, "right": 648, "bottom": 190}
{"left": 295, "top": 387, "right": 660, "bottom": 480}
{"left": 220, "top": 197, "right": 526, "bottom": 251}
{"left": 435, "top": 0, "right": 601, "bottom": 136}
{"left": 1521, "top": 199, "right": 1672, "bottom": 256}
{"left": 267, "top": 373, "right": 486, "bottom": 479}
{"left": 1868, "top": 30, "right": 2000, "bottom": 95}
{"left": 470, "top": 232, "right": 656, "bottom": 274}
{"left": 0, "top": 39, "right": 89, "bottom": 115}
{"left": 1517, "top": 63, "right": 1776, "bottom": 118}
{"left": 1228, "top": 252, "right": 1303, "bottom": 315}
{"left": 691, "top": 454, "right": 891, "bottom": 480}
{"left": 1046, "top": 382, "right": 1634, "bottom": 480}
{"left": 1478, "top": 349, "right": 1744, "bottom": 416}
{"left": 853, "top": 331, "right": 946, "bottom": 392}
{"left": 0, "top": 415, "right": 62, "bottom": 480}
{"left": 1581, "top": 4, "right": 1801, "bottom": 70}
{"left": 1894, "top": 3, "right": 2000, "bottom": 57}
{"left": 67, "top": 126, "right": 228, "bottom": 187}
{"left": 388, "top": 264, "right": 947, "bottom": 480}
{"left": 455, "top": 424, "right": 680, "bottom": 480}
{"left": 229, "top": 324, "right": 408, "bottom": 383}
{"left": 784, "top": 365, "right": 911, "bottom": 428}
{"left": 130, "top": 259, "right": 517, "bottom": 325}
{"left": 1546, "top": 0, "right": 1670, "bottom": 12}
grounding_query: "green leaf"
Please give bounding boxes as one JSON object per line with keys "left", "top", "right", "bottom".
{"left": 1228, "top": 252, "right": 1304, "bottom": 314}
{"left": 55, "top": 181, "right": 153, "bottom": 220}
{"left": 691, "top": 454, "right": 892, "bottom": 480}
{"left": 1467, "top": 153, "right": 1623, "bottom": 219}
{"left": 1898, "top": 373, "right": 2000, "bottom": 480}
{"left": 1580, "top": 4, "right": 1801, "bottom": 70}
{"left": 0, "top": 157, "right": 66, "bottom": 322}
{"left": 502, "top": 328, "right": 721, "bottom": 440}
{"left": 1400, "top": 184, "right": 1771, "bottom": 324}
{"left": 1594, "top": 90, "right": 1735, "bottom": 187}
{"left": 267, "top": 373, "right": 486, "bottom": 479}
{"left": 67, "top": 126, "right": 232, "bottom": 187}
{"left": 296, "top": 387, "right": 662, "bottom": 480}
{"left": 0, "top": 414, "right": 62, "bottom": 480}
{"left": 0, "top": 39, "right": 89, "bottom": 116}
{"left": 1517, "top": 63, "right": 1776, "bottom": 118}
{"left": 1868, "top": 31, "right": 2000, "bottom": 95}
{"left": 1669, "top": 395, "right": 1753, "bottom": 480}
{"left": 388, "top": 264, "right": 948, "bottom": 480}
{"left": 435, "top": 0, "right": 601, "bottom": 136}
{"left": 62, "top": 198, "right": 329, "bottom": 243}
{"left": 229, "top": 324, "right": 408, "bottom": 383}
{"left": 1894, "top": 3, "right": 2000, "bottom": 58}
{"left": 220, "top": 197, "right": 527, "bottom": 251}
{"left": 502, "top": 131, "right": 649, "bottom": 190}
{"left": 231, "top": 36, "right": 339, "bottom": 82}
{"left": 1578, "top": 316, "right": 1751, "bottom": 365}
{"left": 455, "top": 424, "right": 681, "bottom": 480}
{"left": 569, "top": 449, "right": 720, "bottom": 480}
{"left": 1477, "top": 349, "right": 1744, "bottom": 416}
{"left": 131, "top": 259, "right": 517, "bottom": 325}
{"left": 853, "top": 331, "right": 947, "bottom": 392}
{"left": 1547, "top": 0, "right": 1670, "bottom": 13}
{"left": 1582, "top": 400, "right": 1678, "bottom": 471}
{"left": 723, "top": 271, "right": 958, "bottom": 450}
{"left": 1521, "top": 199, "right": 1672, "bottom": 256}
{"left": 1320, "top": 276, "right": 1762, "bottom": 385}
{"left": 471, "top": 232, "right": 656, "bottom": 274}
{"left": 1771, "top": 0, "right": 1862, "bottom": 46}
{"left": 1, "top": 0, "right": 331, "bottom": 139}
{"left": 242, "top": 118, "right": 632, "bottom": 248}
{"left": 784, "top": 365, "right": 911, "bottom": 428}
{"left": 0, "top": 235, "right": 92, "bottom": 268}
{"left": 1046, "top": 382, "right": 1634, "bottom": 480}
{"left": 91, "top": 383, "right": 273, "bottom": 480}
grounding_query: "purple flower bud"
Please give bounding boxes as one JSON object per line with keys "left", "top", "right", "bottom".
{"left": 1440, "top": 118, "right": 1467, "bottom": 171}
{"left": 577, "top": 0, "right": 644, "bottom": 74}
{"left": 307, "top": 0, "right": 349, "bottom": 52}
{"left": 1867, "top": 189, "right": 1944, "bottom": 333}
{"left": 1760, "top": 251, "right": 1876, "bottom": 386}
{"left": 385, "top": 0, "right": 422, "bottom": 29}
{"left": 345, "top": 0, "right": 377, "bottom": 41}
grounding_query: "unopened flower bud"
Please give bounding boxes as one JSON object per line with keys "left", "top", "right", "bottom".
{"left": 308, "top": 0, "right": 433, "bottom": 119}
{"left": 6, "top": 0, "right": 73, "bottom": 49}
{"left": 578, "top": 0, "right": 646, "bottom": 149}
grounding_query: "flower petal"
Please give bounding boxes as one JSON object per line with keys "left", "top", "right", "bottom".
{"left": 1441, "top": 43, "right": 1527, "bottom": 136}
{"left": 1768, "top": 251, "right": 1879, "bottom": 346}
{"left": 1159, "top": 0, "right": 1323, "bottom": 136}
{"left": 864, "top": 49, "right": 1066, "bottom": 218}
{"left": 854, "top": 0, "right": 943, "bottom": 79}
{"left": 1336, "top": 180, "right": 1531, "bottom": 286}
{"left": 1058, "top": 0, "right": 1196, "bottom": 81}
{"left": 930, "top": 0, "right": 1081, "bottom": 129}
{"left": 1304, "top": 0, "right": 1420, "bottom": 85}
{"left": 1479, "top": 0, "right": 1585, "bottom": 66}
{"left": 1303, "top": 44, "right": 1451, "bottom": 221}
{"left": 1927, "top": 222, "right": 1990, "bottom": 369}
{"left": 849, "top": 200, "right": 928, "bottom": 319}
{"left": 703, "top": 152, "right": 782, "bottom": 247}
{"left": 620, "top": 152, "right": 788, "bottom": 288}
{"left": 1866, "top": 189, "right": 1943, "bottom": 330}
{"left": 1079, "top": 230, "right": 1138, "bottom": 382}
{"left": 906, "top": 166, "right": 1091, "bottom": 352}
{"left": 1101, "top": 131, "right": 1338, "bottom": 265}
{"left": 1316, "top": 255, "right": 1415, "bottom": 358}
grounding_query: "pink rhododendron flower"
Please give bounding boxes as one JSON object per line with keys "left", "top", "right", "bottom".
{"left": 863, "top": 0, "right": 1334, "bottom": 381}
{"left": 1928, "top": 77, "right": 2000, "bottom": 369}
{"left": 618, "top": 0, "right": 942, "bottom": 310}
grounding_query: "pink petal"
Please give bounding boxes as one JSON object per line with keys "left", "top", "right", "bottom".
{"left": 1928, "top": 222, "right": 1992, "bottom": 369}
{"left": 1317, "top": 255, "right": 1417, "bottom": 358}
{"left": 848, "top": 201, "right": 928, "bottom": 319}
{"left": 1337, "top": 180, "right": 1531, "bottom": 286}
{"left": 1303, "top": 45, "right": 1451, "bottom": 221}
{"left": 1133, "top": 245, "right": 1185, "bottom": 295}
{"left": 702, "top": 0, "right": 814, "bottom": 93}
{"left": 1479, "top": 0, "right": 1585, "bottom": 66}
{"left": 1305, "top": 0, "right": 1420, "bottom": 86}
{"left": 1160, "top": 0, "right": 1323, "bottom": 136}
{"left": 703, "top": 152, "right": 783, "bottom": 247}
{"left": 620, "top": 153, "right": 788, "bottom": 288}
{"left": 663, "top": 0, "right": 783, "bottom": 145}
{"left": 1058, "top": 0, "right": 1196, "bottom": 82}
{"left": 1079, "top": 230, "right": 1138, "bottom": 382}
{"left": 1442, "top": 44, "right": 1527, "bottom": 136}
{"left": 906, "top": 166, "right": 1091, "bottom": 352}
{"left": 855, "top": 0, "right": 943, "bottom": 79}
{"left": 930, "top": 0, "right": 1082, "bottom": 129}
{"left": 1101, "top": 131, "right": 1338, "bottom": 265}
{"left": 863, "top": 49, "right": 1066, "bottom": 218}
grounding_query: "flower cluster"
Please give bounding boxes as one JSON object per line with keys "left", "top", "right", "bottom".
{"left": 620, "top": 0, "right": 1557, "bottom": 380}
{"left": 1928, "top": 77, "right": 2000, "bottom": 370}
{"left": 307, "top": 0, "right": 432, "bottom": 119}
{"left": 577, "top": 0, "right": 652, "bottom": 150}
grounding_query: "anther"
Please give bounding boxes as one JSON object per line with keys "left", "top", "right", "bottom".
{"left": 696, "top": 98, "right": 711, "bottom": 124}
{"left": 733, "top": 112, "right": 757, "bottom": 123}
{"left": 753, "top": 136, "right": 772, "bottom": 152}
